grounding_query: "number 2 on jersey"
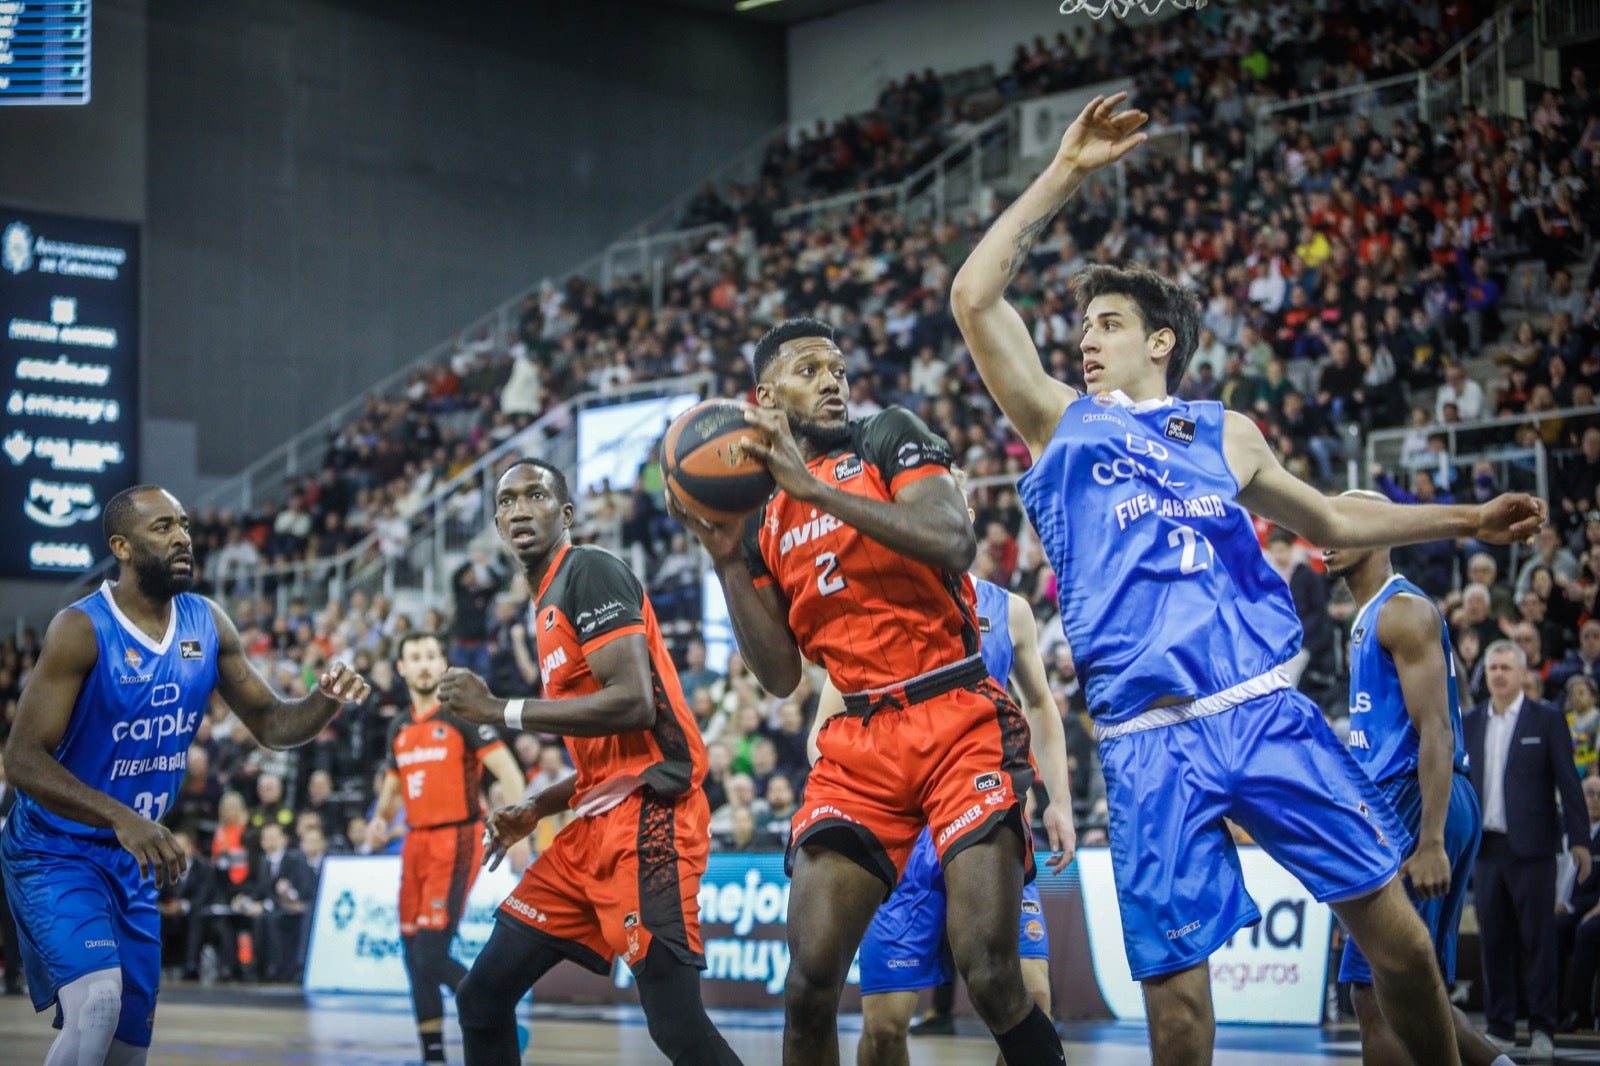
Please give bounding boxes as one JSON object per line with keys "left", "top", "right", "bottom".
{"left": 1168, "top": 525, "right": 1214, "bottom": 575}
{"left": 815, "top": 551, "right": 848, "bottom": 596}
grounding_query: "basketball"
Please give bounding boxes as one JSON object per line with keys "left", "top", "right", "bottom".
{"left": 661, "top": 400, "right": 775, "bottom": 523}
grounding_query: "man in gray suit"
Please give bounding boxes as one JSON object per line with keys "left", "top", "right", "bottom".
{"left": 1465, "top": 640, "right": 1591, "bottom": 1061}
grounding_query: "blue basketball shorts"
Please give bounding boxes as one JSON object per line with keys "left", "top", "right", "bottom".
{"left": 1099, "top": 688, "right": 1408, "bottom": 981}
{"left": 1339, "top": 771, "right": 1481, "bottom": 985}
{"left": 857, "top": 828, "right": 1051, "bottom": 995}
{"left": 0, "top": 812, "right": 161, "bottom": 1047}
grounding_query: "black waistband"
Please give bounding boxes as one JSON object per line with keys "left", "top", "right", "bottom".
{"left": 841, "top": 656, "right": 989, "bottom": 720}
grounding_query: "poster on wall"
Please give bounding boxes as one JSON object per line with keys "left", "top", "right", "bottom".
{"left": 0, "top": 206, "right": 138, "bottom": 578}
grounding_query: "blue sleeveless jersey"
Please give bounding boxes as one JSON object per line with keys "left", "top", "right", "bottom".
{"left": 1347, "top": 574, "right": 1469, "bottom": 784}
{"left": 14, "top": 582, "right": 218, "bottom": 843}
{"left": 1018, "top": 392, "right": 1302, "bottom": 724}
{"left": 973, "top": 578, "right": 1014, "bottom": 687}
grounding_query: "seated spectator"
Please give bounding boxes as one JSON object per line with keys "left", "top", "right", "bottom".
{"left": 301, "top": 770, "right": 343, "bottom": 838}
{"left": 762, "top": 775, "right": 800, "bottom": 843}
{"left": 1552, "top": 620, "right": 1600, "bottom": 695}
{"left": 709, "top": 774, "right": 769, "bottom": 837}
{"left": 749, "top": 737, "right": 781, "bottom": 796}
{"left": 231, "top": 823, "right": 314, "bottom": 983}
{"left": 1435, "top": 363, "right": 1486, "bottom": 422}
{"left": 714, "top": 805, "right": 783, "bottom": 854}
{"left": 212, "top": 790, "right": 252, "bottom": 893}
{"left": 676, "top": 639, "right": 722, "bottom": 702}
{"left": 158, "top": 830, "right": 220, "bottom": 981}
{"left": 704, "top": 741, "right": 732, "bottom": 813}
{"left": 768, "top": 699, "right": 810, "bottom": 780}
{"left": 1511, "top": 620, "right": 1554, "bottom": 697}
{"left": 1565, "top": 676, "right": 1600, "bottom": 780}
{"left": 248, "top": 773, "right": 296, "bottom": 853}
{"left": 1519, "top": 526, "right": 1583, "bottom": 599}
{"left": 171, "top": 744, "right": 223, "bottom": 848}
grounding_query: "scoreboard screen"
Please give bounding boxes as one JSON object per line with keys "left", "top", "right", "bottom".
{"left": 0, "top": 1, "right": 90, "bottom": 106}
{"left": 0, "top": 207, "right": 138, "bottom": 578}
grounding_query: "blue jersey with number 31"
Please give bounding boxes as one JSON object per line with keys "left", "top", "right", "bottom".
{"left": 13, "top": 582, "right": 218, "bottom": 844}
{"left": 1018, "top": 392, "right": 1302, "bottom": 725}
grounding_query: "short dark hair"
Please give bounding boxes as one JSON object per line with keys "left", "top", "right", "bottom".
{"left": 103, "top": 484, "right": 163, "bottom": 542}
{"left": 753, "top": 318, "right": 834, "bottom": 383}
{"left": 396, "top": 631, "right": 445, "bottom": 660}
{"left": 503, "top": 458, "right": 570, "bottom": 506}
{"left": 1070, "top": 265, "right": 1201, "bottom": 391}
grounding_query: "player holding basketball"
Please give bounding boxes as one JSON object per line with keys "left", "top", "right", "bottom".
{"left": 949, "top": 92, "right": 1543, "bottom": 1065}
{"left": 366, "top": 631, "right": 528, "bottom": 1066}
{"left": 811, "top": 570, "right": 1075, "bottom": 1066}
{"left": 1, "top": 485, "right": 370, "bottom": 1066}
{"left": 437, "top": 459, "right": 743, "bottom": 1066}
{"left": 1323, "top": 514, "right": 1516, "bottom": 1066}
{"left": 670, "top": 326, "right": 1065, "bottom": 1065}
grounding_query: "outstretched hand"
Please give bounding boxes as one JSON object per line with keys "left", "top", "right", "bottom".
{"left": 1475, "top": 493, "right": 1545, "bottom": 545}
{"left": 1055, "top": 92, "right": 1148, "bottom": 174}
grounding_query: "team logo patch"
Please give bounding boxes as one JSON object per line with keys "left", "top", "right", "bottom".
{"left": 833, "top": 454, "right": 864, "bottom": 482}
{"left": 1092, "top": 391, "right": 1117, "bottom": 407}
{"left": 623, "top": 911, "right": 639, "bottom": 929}
{"left": 1021, "top": 899, "right": 1041, "bottom": 916}
{"left": 431, "top": 898, "right": 446, "bottom": 910}
{"left": 433, "top": 725, "right": 448, "bottom": 740}
{"left": 1352, "top": 626, "right": 1366, "bottom": 645}
{"left": 1024, "top": 920, "right": 1046, "bottom": 942}
{"left": 978, "top": 615, "right": 992, "bottom": 634}
{"left": 544, "top": 610, "right": 556, "bottom": 632}
{"left": 124, "top": 648, "right": 143, "bottom": 670}
{"left": 896, "top": 441, "right": 925, "bottom": 468}
{"left": 180, "top": 640, "right": 203, "bottom": 660}
{"left": 1164, "top": 415, "right": 1196, "bottom": 444}
{"left": 974, "top": 771, "right": 1002, "bottom": 792}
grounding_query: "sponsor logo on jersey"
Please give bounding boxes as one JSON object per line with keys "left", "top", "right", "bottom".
{"left": 1352, "top": 626, "right": 1366, "bottom": 644}
{"left": 540, "top": 646, "right": 568, "bottom": 683}
{"left": 112, "top": 706, "right": 199, "bottom": 743}
{"left": 973, "top": 771, "right": 1002, "bottom": 792}
{"left": 543, "top": 610, "right": 556, "bottom": 632}
{"left": 833, "top": 454, "right": 863, "bottom": 482}
{"left": 1164, "top": 415, "right": 1196, "bottom": 444}
{"left": 1167, "top": 920, "right": 1202, "bottom": 941}
{"left": 1024, "top": 919, "right": 1046, "bottom": 942}
{"left": 1021, "top": 899, "right": 1042, "bottom": 915}
{"left": 896, "top": 441, "right": 925, "bottom": 468}
{"left": 1092, "top": 391, "right": 1117, "bottom": 406}
{"left": 578, "top": 600, "right": 628, "bottom": 637}
{"left": 125, "top": 648, "right": 142, "bottom": 671}
{"left": 886, "top": 958, "right": 920, "bottom": 969}
{"left": 777, "top": 511, "right": 844, "bottom": 556}
{"left": 180, "top": 640, "right": 203, "bottom": 660}
{"left": 624, "top": 911, "right": 639, "bottom": 929}
{"left": 504, "top": 897, "right": 548, "bottom": 924}
{"left": 978, "top": 615, "right": 992, "bottom": 634}
{"left": 396, "top": 745, "right": 450, "bottom": 768}
{"left": 1083, "top": 411, "right": 1122, "bottom": 426}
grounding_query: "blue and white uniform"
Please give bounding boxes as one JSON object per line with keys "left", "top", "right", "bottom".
{"left": 1338, "top": 574, "right": 1481, "bottom": 985}
{"left": 1019, "top": 391, "right": 1406, "bottom": 980}
{"left": 0, "top": 583, "right": 217, "bottom": 1047}
{"left": 857, "top": 578, "right": 1050, "bottom": 996}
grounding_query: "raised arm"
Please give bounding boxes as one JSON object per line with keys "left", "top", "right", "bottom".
{"left": 1008, "top": 592, "right": 1075, "bottom": 871}
{"left": 439, "top": 633, "right": 658, "bottom": 736}
{"left": 1380, "top": 594, "right": 1457, "bottom": 899}
{"left": 951, "top": 94, "right": 1146, "bottom": 456}
{"left": 1223, "top": 411, "right": 1543, "bottom": 549}
{"left": 5, "top": 608, "right": 187, "bottom": 884}
{"left": 742, "top": 405, "right": 976, "bottom": 573}
{"left": 210, "top": 602, "right": 371, "bottom": 750}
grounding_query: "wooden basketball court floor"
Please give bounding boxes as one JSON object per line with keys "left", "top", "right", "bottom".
{"left": 6, "top": 987, "right": 1600, "bottom": 1065}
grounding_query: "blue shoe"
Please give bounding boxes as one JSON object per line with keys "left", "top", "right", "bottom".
{"left": 516, "top": 1023, "right": 530, "bottom": 1055}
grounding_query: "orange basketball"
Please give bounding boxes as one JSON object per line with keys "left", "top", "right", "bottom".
{"left": 661, "top": 400, "right": 775, "bottom": 523}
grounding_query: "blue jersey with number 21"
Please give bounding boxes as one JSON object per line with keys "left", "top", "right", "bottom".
{"left": 1018, "top": 392, "right": 1302, "bottom": 725}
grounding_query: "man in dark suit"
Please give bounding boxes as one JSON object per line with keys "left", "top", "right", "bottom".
{"left": 232, "top": 822, "right": 314, "bottom": 982}
{"left": 1558, "top": 776, "right": 1600, "bottom": 1029}
{"left": 1466, "top": 640, "right": 1592, "bottom": 1059}
{"left": 0, "top": 751, "right": 20, "bottom": 995}
{"left": 158, "top": 829, "right": 221, "bottom": 980}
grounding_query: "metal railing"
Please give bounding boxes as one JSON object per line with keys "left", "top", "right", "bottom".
{"left": 1364, "top": 402, "right": 1599, "bottom": 502}
{"left": 1251, "top": 6, "right": 1526, "bottom": 154}
{"left": 1540, "top": 0, "right": 1600, "bottom": 43}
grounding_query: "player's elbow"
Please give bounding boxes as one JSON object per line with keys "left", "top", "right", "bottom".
{"left": 617, "top": 701, "right": 656, "bottom": 732}
{"left": 941, "top": 523, "right": 978, "bottom": 573}
{"left": 949, "top": 272, "right": 995, "bottom": 320}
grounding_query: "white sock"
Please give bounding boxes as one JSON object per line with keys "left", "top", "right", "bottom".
{"left": 1492, "top": 1057, "right": 1515, "bottom": 1066}
{"left": 41, "top": 968, "right": 122, "bottom": 1066}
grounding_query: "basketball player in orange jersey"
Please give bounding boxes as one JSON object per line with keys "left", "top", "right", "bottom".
{"left": 367, "top": 631, "right": 528, "bottom": 1066}
{"left": 669, "top": 320, "right": 1065, "bottom": 1066}
{"left": 438, "top": 459, "right": 744, "bottom": 1066}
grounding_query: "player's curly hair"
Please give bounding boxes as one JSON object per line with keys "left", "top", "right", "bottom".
{"left": 753, "top": 318, "right": 835, "bottom": 383}
{"left": 1071, "top": 265, "right": 1200, "bottom": 391}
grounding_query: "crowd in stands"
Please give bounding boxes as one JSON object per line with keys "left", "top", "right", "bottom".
{"left": 0, "top": 0, "right": 1599, "bottom": 991}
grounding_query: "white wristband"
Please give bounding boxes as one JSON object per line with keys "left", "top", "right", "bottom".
{"left": 503, "top": 699, "right": 524, "bottom": 731}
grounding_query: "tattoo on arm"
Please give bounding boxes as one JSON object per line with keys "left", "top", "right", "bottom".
{"left": 1004, "top": 210, "right": 1059, "bottom": 279}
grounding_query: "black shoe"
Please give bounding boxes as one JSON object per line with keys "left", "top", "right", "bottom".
{"left": 1560, "top": 1010, "right": 1594, "bottom": 1032}
{"left": 907, "top": 1012, "right": 955, "bottom": 1037}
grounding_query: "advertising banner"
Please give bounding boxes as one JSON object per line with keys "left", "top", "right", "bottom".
{"left": 305, "top": 848, "right": 1332, "bottom": 1024}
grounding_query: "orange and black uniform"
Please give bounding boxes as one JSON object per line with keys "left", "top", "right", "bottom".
{"left": 500, "top": 543, "right": 710, "bottom": 974}
{"left": 384, "top": 706, "right": 505, "bottom": 936}
{"left": 742, "top": 406, "right": 1036, "bottom": 886}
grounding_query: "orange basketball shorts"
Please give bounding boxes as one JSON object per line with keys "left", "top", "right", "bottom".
{"left": 399, "top": 821, "right": 485, "bottom": 936}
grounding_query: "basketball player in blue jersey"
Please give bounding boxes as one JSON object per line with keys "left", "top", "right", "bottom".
{"left": 951, "top": 93, "right": 1545, "bottom": 1065}
{"left": 1, "top": 485, "right": 370, "bottom": 1066}
{"left": 808, "top": 479, "right": 1075, "bottom": 1066}
{"left": 1323, "top": 502, "right": 1514, "bottom": 1066}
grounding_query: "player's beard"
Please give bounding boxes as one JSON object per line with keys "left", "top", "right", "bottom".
{"left": 130, "top": 542, "right": 194, "bottom": 598}
{"left": 788, "top": 412, "right": 851, "bottom": 450}
{"left": 408, "top": 677, "right": 439, "bottom": 699}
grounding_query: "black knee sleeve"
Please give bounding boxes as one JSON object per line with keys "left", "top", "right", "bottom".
{"left": 634, "top": 943, "right": 744, "bottom": 1066}
{"left": 402, "top": 935, "right": 445, "bottom": 1025}
{"left": 413, "top": 929, "right": 469, "bottom": 993}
